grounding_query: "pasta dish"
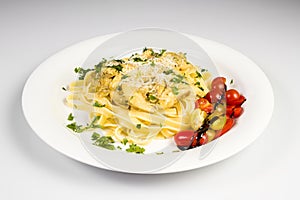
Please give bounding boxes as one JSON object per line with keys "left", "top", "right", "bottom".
{"left": 65, "top": 48, "right": 211, "bottom": 145}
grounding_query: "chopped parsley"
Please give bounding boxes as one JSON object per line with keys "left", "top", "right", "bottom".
{"left": 94, "top": 58, "right": 107, "bottom": 72}
{"left": 172, "top": 150, "right": 180, "bottom": 153}
{"left": 156, "top": 152, "right": 164, "bottom": 155}
{"left": 121, "top": 138, "right": 128, "bottom": 145}
{"left": 121, "top": 75, "right": 129, "bottom": 79}
{"left": 107, "top": 64, "right": 123, "bottom": 72}
{"left": 62, "top": 86, "right": 67, "bottom": 91}
{"left": 93, "top": 101, "right": 105, "bottom": 108}
{"left": 74, "top": 67, "right": 93, "bottom": 80}
{"left": 133, "top": 57, "right": 147, "bottom": 62}
{"left": 201, "top": 68, "right": 207, "bottom": 72}
{"left": 171, "top": 74, "right": 186, "bottom": 84}
{"left": 199, "top": 86, "right": 204, "bottom": 91}
{"left": 136, "top": 124, "right": 141, "bottom": 129}
{"left": 150, "top": 61, "right": 155, "bottom": 66}
{"left": 230, "top": 79, "right": 234, "bottom": 84}
{"left": 126, "top": 143, "right": 145, "bottom": 154}
{"left": 66, "top": 116, "right": 101, "bottom": 133}
{"left": 159, "top": 123, "right": 163, "bottom": 127}
{"left": 163, "top": 69, "right": 174, "bottom": 75}
{"left": 67, "top": 113, "right": 74, "bottom": 121}
{"left": 158, "top": 49, "right": 166, "bottom": 56}
{"left": 196, "top": 71, "right": 202, "bottom": 78}
{"left": 146, "top": 93, "right": 158, "bottom": 103}
{"left": 117, "top": 146, "right": 122, "bottom": 150}
{"left": 195, "top": 81, "right": 201, "bottom": 86}
{"left": 171, "top": 86, "right": 179, "bottom": 95}
{"left": 66, "top": 122, "right": 83, "bottom": 133}
{"left": 91, "top": 132, "right": 116, "bottom": 150}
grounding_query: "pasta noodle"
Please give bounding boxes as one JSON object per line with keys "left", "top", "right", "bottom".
{"left": 65, "top": 48, "right": 211, "bottom": 145}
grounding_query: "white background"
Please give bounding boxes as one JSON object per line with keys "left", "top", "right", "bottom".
{"left": 1, "top": 0, "right": 299, "bottom": 199}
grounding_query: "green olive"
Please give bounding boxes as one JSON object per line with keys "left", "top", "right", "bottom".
{"left": 210, "top": 116, "right": 226, "bottom": 130}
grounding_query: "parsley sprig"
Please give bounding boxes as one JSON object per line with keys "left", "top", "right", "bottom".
{"left": 91, "top": 132, "right": 116, "bottom": 150}
{"left": 66, "top": 116, "right": 101, "bottom": 133}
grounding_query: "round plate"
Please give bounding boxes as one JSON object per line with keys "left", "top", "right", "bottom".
{"left": 22, "top": 30, "right": 274, "bottom": 174}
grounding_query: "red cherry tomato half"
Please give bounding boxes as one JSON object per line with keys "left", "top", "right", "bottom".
{"left": 199, "top": 133, "right": 208, "bottom": 145}
{"left": 232, "top": 107, "right": 244, "bottom": 118}
{"left": 220, "top": 117, "right": 235, "bottom": 136}
{"left": 174, "top": 130, "right": 196, "bottom": 148}
{"left": 231, "top": 95, "right": 246, "bottom": 106}
{"left": 195, "top": 98, "right": 213, "bottom": 113}
{"left": 226, "top": 105, "right": 235, "bottom": 117}
{"left": 204, "top": 92, "right": 212, "bottom": 103}
{"left": 191, "top": 136, "right": 198, "bottom": 148}
{"left": 226, "top": 89, "right": 240, "bottom": 105}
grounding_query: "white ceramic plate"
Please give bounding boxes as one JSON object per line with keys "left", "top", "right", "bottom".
{"left": 22, "top": 30, "right": 274, "bottom": 174}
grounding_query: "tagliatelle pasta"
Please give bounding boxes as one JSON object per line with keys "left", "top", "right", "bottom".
{"left": 65, "top": 48, "right": 211, "bottom": 145}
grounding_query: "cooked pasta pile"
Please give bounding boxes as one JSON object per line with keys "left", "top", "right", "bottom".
{"left": 65, "top": 48, "right": 211, "bottom": 145}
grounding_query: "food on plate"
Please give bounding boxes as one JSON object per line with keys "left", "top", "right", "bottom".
{"left": 64, "top": 48, "right": 246, "bottom": 152}
{"left": 174, "top": 77, "right": 246, "bottom": 150}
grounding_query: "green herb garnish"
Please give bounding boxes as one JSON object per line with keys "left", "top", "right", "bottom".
{"left": 107, "top": 64, "right": 123, "bottom": 72}
{"left": 196, "top": 71, "right": 202, "bottom": 78}
{"left": 136, "top": 124, "right": 141, "bottom": 129}
{"left": 201, "top": 69, "right": 207, "bottom": 72}
{"left": 94, "top": 58, "right": 107, "bottom": 72}
{"left": 121, "top": 138, "right": 128, "bottom": 145}
{"left": 74, "top": 67, "right": 93, "bottom": 80}
{"left": 156, "top": 152, "right": 164, "bottom": 155}
{"left": 163, "top": 69, "right": 174, "bottom": 75}
{"left": 66, "top": 116, "right": 101, "bottom": 133}
{"left": 171, "top": 86, "right": 179, "bottom": 95}
{"left": 133, "top": 57, "right": 146, "bottom": 62}
{"left": 66, "top": 122, "right": 84, "bottom": 133}
{"left": 199, "top": 86, "right": 204, "bottom": 91}
{"left": 230, "top": 79, "right": 234, "bottom": 84}
{"left": 62, "top": 87, "right": 67, "bottom": 91}
{"left": 93, "top": 101, "right": 105, "bottom": 108}
{"left": 126, "top": 143, "right": 145, "bottom": 154}
{"left": 150, "top": 61, "right": 155, "bottom": 66}
{"left": 158, "top": 49, "right": 166, "bottom": 56}
{"left": 67, "top": 113, "right": 74, "bottom": 121}
{"left": 171, "top": 74, "right": 185, "bottom": 84}
{"left": 121, "top": 75, "right": 129, "bottom": 79}
{"left": 91, "top": 132, "right": 116, "bottom": 150}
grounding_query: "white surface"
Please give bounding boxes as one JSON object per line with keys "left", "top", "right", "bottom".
{"left": 22, "top": 31, "right": 274, "bottom": 173}
{"left": 0, "top": 0, "right": 299, "bottom": 199}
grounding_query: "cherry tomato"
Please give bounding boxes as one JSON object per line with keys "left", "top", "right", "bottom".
{"left": 191, "top": 136, "right": 198, "bottom": 148}
{"left": 231, "top": 95, "right": 246, "bottom": 106}
{"left": 220, "top": 117, "right": 235, "bottom": 136}
{"left": 226, "top": 89, "right": 240, "bottom": 105}
{"left": 232, "top": 107, "right": 244, "bottom": 118}
{"left": 204, "top": 92, "right": 212, "bottom": 103}
{"left": 226, "top": 105, "right": 235, "bottom": 117}
{"left": 174, "top": 130, "right": 196, "bottom": 149}
{"left": 199, "top": 133, "right": 208, "bottom": 145}
{"left": 195, "top": 98, "right": 213, "bottom": 113}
